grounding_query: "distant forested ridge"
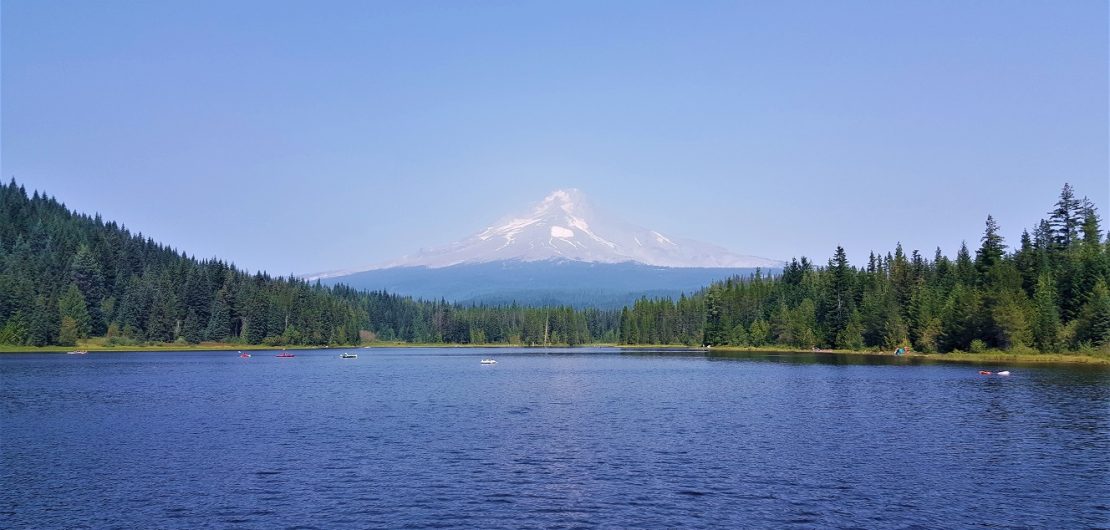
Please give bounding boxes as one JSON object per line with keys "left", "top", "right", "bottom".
{"left": 620, "top": 184, "right": 1110, "bottom": 354}
{"left": 0, "top": 180, "right": 618, "bottom": 347}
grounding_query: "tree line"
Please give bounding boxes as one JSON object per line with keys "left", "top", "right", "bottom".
{"left": 0, "top": 180, "right": 618, "bottom": 347}
{"left": 620, "top": 184, "right": 1110, "bottom": 353}
{"left": 2, "top": 180, "right": 1106, "bottom": 353}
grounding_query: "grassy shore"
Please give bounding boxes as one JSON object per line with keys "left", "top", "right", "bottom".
{"left": 0, "top": 340, "right": 350, "bottom": 353}
{"left": 703, "top": 345, "right": 1110, "bottom": 366}
{"left": 0, "top": 340, "right": 617, "bottom": 353}
{"left": 360, "top": 342, "right": 618, "bottom": 349}
{"left": 3, "top": 340, "right": 1107, "bottom": 366}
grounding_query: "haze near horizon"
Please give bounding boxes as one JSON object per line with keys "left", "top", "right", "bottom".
{"left": 2, "top": 1, "right": 1106, "bottom": 275}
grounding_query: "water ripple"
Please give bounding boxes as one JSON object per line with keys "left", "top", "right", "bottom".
{"left": 1, "top": 349, "right": 1108, "bottom": 528}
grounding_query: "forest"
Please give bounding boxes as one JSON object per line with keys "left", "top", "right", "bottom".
{"left": 1, "top": 179, "right": 1106, "bottom": 354}
{"left": 620, "top": 184, "right": 1110, "bottom": 354}
{"left": 0, "top": 180, "right": 618, "bottom": 347}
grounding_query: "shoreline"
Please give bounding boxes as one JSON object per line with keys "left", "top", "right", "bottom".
{"left": 2, "top": 341, "right": 1106, "bottom": 367}
{"left": 0, "top": 341, "right": 620, "bottom": 354}
{"left": 701, "top": 345, "right": 1110, "bottom": 367}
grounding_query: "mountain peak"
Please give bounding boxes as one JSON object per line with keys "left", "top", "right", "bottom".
{"left": 310, "top": 189, "right": 782, "bottom": 278}
{"left": 542, "top": 187, "right": 584, "bottom": 203}
{"left": 535, "top": 188, "right": 588, "bottom": 215}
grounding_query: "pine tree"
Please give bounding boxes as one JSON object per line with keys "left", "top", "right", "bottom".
{"left": 789, "top": 298, "right": 818, "bottom": 348}
{"left": 618, "top": 307, "right": 631, "bottom": 344}
{"left": 70, "top": 244, "right": 106, "bottom": 335}
{"left": 115, "top": 275, "right": 148, "bottom": 338}
{"left": 57, "top": 283, "right": 91, "bottom": 341}
{"left": 835, "top": 309, "right": 865, "bottom": 350}
{"left": 890, "top": 243, "right": 913, "bottom": 313}
{"left": 1031, "top": 273, "right": 1060, "bottom": 352}
{"left": 0, "top": 311, "right": 28, "bottom": 345}
{"left": 182, "top": 266, "right": 212, "bottom": 327}
{"left": 1048, "top": 183, "right": 1083, "bottom": 248}
{"left": 146, "top": 280, "right": 178, "bottom": 342}
{"left": 955, "top": 242, "right": 975, "bottom": 285}
{"left": 1013, "top": 230, "right": 1039, "bottom": 296}
{"left": 1080, "top": 199, "right": 1103, "bottom": 248}
{"left": 989, "top": 289, "right": 1031, "bottom": 350}
{"left": 182, "top": 309, "right": 204, "bottom": 343}
{"left": 728, "top": 322, "right": 749, "bottom": 346}
{"left": 976, "top": 215, "right": 1006, "bottom": 281}
{"left": 27, "top": 295, "right": 57, "bottom": 347}
{"left": 824, "top": 246, "right": 854, "bottom": 345}
{"left": 703, "top": 290, "right": 725, "bottom": 346}
{"left": 941, "top": 284, "right": 982, "bottom": 352}
{"left": 748, "top": 318, "right": 770, "bottom": 347}
{"left": 1076, "top": 279, "right": 1110, "bottom": 347}
{"left": 58, "top": 317, "right": 81, "bottom": 347}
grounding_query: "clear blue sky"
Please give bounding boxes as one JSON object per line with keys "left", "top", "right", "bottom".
{"left": 3, "top": 1, "right": 1107, "bottom": 275}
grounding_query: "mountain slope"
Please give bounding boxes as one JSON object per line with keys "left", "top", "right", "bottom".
{"left": 311, "top": 189, "right": 781, "bottom": 306}
{"left": 321, "top": 259, "right": 768, "bottom": 308}
{"left": 313, "top": 188, "right": 780, "bottom": 279}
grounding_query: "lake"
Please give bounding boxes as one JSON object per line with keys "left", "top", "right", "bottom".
{"left": 2, "top": 348, "right": 1108, "bottom": 528}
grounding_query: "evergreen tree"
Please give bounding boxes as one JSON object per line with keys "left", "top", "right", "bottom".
{"left": 748, "top": 318, "right": 770, "bottom": 347}
{"left": 0, "top": 311, "right": 28, "bottom": 345}
{"left": 824, "top": 246, "right": 854, "bottom": 345}
{"left": 1076, "top": 279, "right": 1110, "bottom": 347}
{"left": 955, "top": 242, "right": 975, "bottom": 285}
{"left": 27, "top": 295, "right": 57, "bottom": 347}
{"left": 1048, "top": 183, "right": 1083, "bottom": 248}
{"left": 182, "top": 309, "right": 204, "bottom": 343}
{"left": 70, "top": 244, "right": 106, "bottom": 335}
{"left": 205, "top": 288, "right": 233, "bottom": 341}
{"left": 703, "top": 290, "right": 725, "bottom": 346}
{"left": 835, "top": 309, "right": 865, "bottom": 350}
{"left": 1031, "top": 273, "right": 1060, "bottom": 352}
{"left": 115, "top": 275, "right": 148, "bottom": 338}
{"left": 976, "top": 215, "right": 1006, "bottom": 280}
{"left": 146, "top": 280, "right": 178, "bottom": 342}
{"left": 989, "top": 289, "right": 1031, "bottom": 350}
{"left": 57, "top": 283, "right": 91, "bottom": 341}
{"left": 941, "top": 284, "right": 982, "bottom": 351}
{"left": 1080, "top": 199, "right": 1103, "bottom": 248}
{"left": 728, "top": 322, "right": 749, "bottom": 346}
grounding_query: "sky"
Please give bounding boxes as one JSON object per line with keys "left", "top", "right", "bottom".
{"left": 3, "top": 0, "right": 1107, "bottom": 275}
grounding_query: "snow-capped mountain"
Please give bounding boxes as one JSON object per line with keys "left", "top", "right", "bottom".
{"left": 313, "top": 188, "right": 779, "bottom": 279}
{"left": 309, "top": 189, "right": 782, "bottom": 306}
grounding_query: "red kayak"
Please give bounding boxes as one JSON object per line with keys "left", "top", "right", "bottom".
{"left": 979, "top": 370, "right": 992, "bottom": 375}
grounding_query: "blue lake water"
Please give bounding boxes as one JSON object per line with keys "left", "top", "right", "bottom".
{"left": 2, "top": 348, "right": 1108, "bottom": 528}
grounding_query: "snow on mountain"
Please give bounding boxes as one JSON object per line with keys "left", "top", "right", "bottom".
{"left": 309, "top": 188, "right": 781, "bottom": 279}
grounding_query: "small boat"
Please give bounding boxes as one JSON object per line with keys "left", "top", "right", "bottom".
{"left": 340, "top": 352, "right": 357, "bottom": 359}
{"left": 480, "top": 358, "right": 497, "bottom": 365}
{"left": 997, "top": 370, "right": 1011, "bottom": 376}
{"left": 67, "top": 350, "right": 88, "bottom": 355}
{"left": 239, "top": 351, "right": 251, "bottom": 358}
{"left": 978, "top": 370, "right": 992, "bottom": 375}
{"left": 276, "top": 352, "right": 295, "bottom": 358}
